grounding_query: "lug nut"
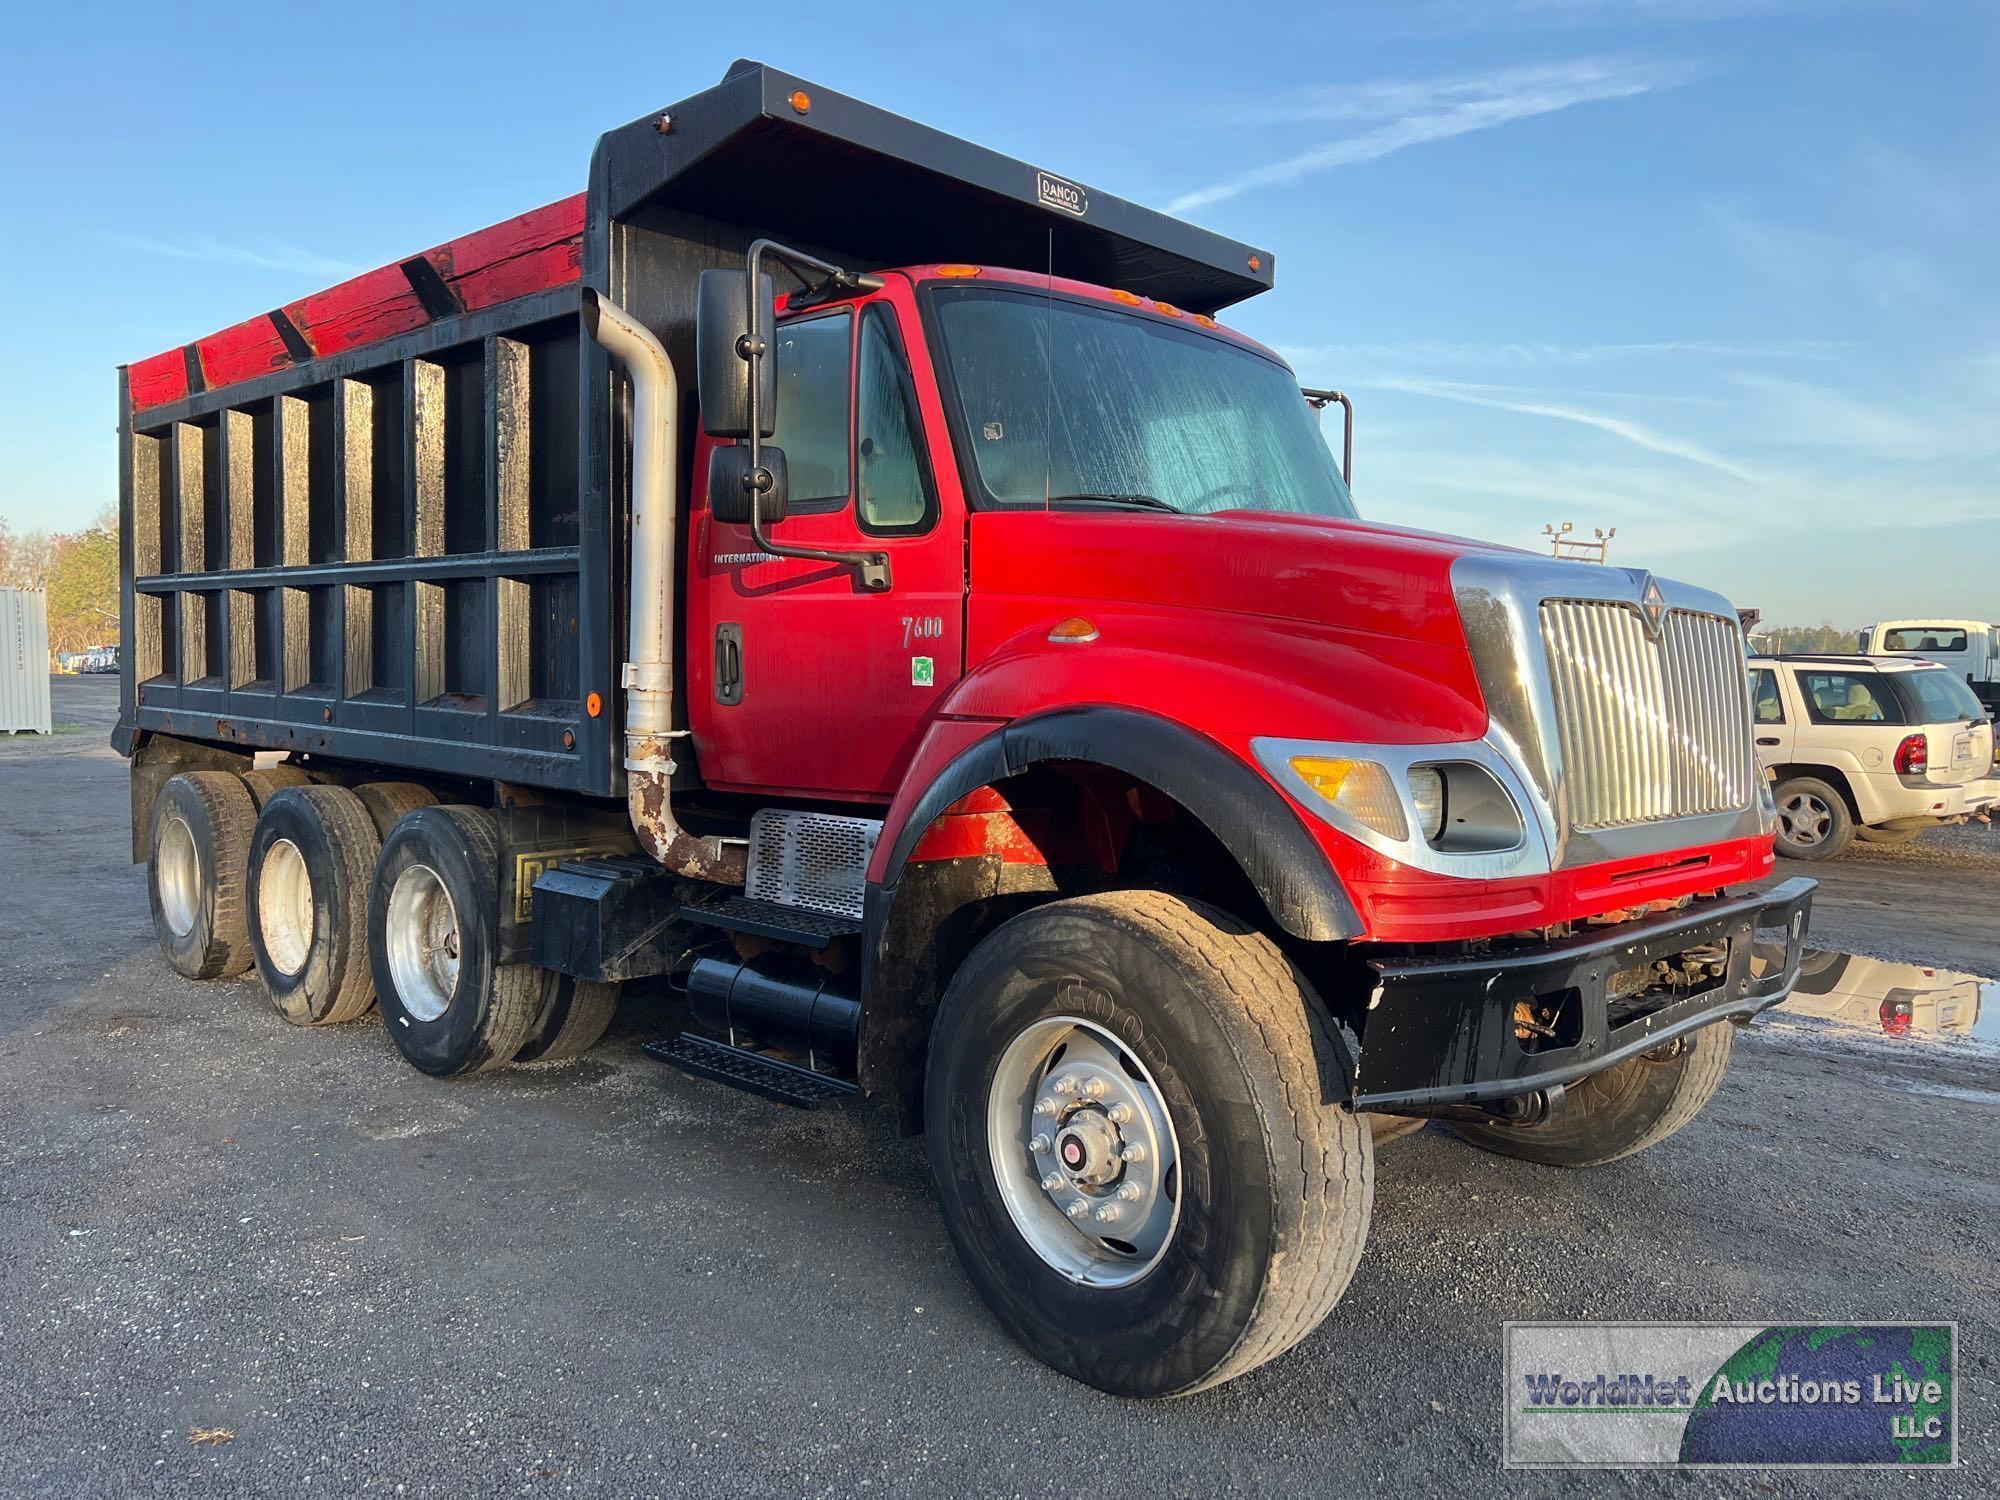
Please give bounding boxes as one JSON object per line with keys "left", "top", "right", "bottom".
{"left": 1083, "top": 1078, "right": 1108, "bottom": 1098}
{"left": 1066, "top": 1199, "right": 1090, "bottom": 1219}
{"left": 1030, "top": 1134, "right": 1051, "bottom": 1154}
{"left": 1034, "top": 1098, "right": 1060, "bottom": 1118}
{"left": 1120, "top": 1144, "right": 1146, "bottom": 1164}
{"left": 1116, "top": 1182, "right": 1142, "bottom": 1201}
{"left": 1041, "top": 1173, "right": 1065, "bottom": 1193}
{"left": 1107, "top": 1102, "right": 1134, "bottom": 1125}
{"left": 1093, "top": 1204, "right": 1120, "bottom": 1223}
{"left": 1052, "top": 1075, "right": 1079, "bottom": 1095}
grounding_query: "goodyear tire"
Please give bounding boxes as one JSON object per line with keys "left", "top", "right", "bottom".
{"left": 148, "top": 771, "right": 258, "bottom": 981}
{"left": 354, "top": 781, "right": 438, "bottom": 839}
{"left": 514, "top": 976, "right": 622, "bottom": 1064}
{"left": 247, "top": 786, "right": 382, "bottom": 1026}
{"left": 925, "top": 891, "right": 1373, "bottom": 1398}
{"left": 1447, "top": 1021, "right": 1735, "bottom": 1168}
{"left": 369, "top": 805, "right": 540, "bottom": 1076}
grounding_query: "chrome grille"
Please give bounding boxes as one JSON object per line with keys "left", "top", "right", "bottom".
{"left": 745, "top": 808, "right": 882, "bottom": 920}
{"left": 1538, "top": 600, "right": 1754, "bottom": 832}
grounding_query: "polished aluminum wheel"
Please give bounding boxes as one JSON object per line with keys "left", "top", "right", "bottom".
{"left": 156, "top": 813, "right": 200, "bottom": 939}
{"left": 987, "top": 1015, "right": 1180, "bottom": 1287}
{"left": 257, "top": 837, "right": 314, "bottom": 977}
{"left": 385, "top": 863, "right": 460, "bottom": 1023}
{"left": 1778, "top": 790, "right": 1834, "bottom": 849}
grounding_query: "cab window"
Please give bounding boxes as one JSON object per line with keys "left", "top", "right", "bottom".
{"left": 1751, "top": 668, "right": 1784, "bottom": 724}
{"left": 1883, "top": 627, "right": 1968, "bottom": 652}
{"left": 769, "top": 311, "right": 852, "bottom": 509}
{"left": 855, "top": 304, "right": 937, "bottom": 535}
{"left": 1796, "top": 670, "right": 1900, "bottom": 725}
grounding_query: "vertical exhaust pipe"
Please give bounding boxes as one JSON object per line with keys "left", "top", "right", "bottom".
{"left": 581, "top": 289, "right": 745, "bottom": 884}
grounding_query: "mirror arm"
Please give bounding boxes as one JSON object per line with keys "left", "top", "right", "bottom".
{"left": 739, "top": 236, "right": 891, "bottom": 592}
{"left": 1301, "top": 387, "right": 1353, "bottom": 487}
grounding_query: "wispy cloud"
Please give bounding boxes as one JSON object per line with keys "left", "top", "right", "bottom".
{"left": 1705, "top": 204, "right": 1943, "bottom": 308}
{"left": 1171, "top": 57, "right": 1696, "bottom": 213}
{"left": 1362, "top": 374, "right": 1763, "bottom": 481}
{"left": 1277, "top": 337, "right": 1852, "bottom": 369}
{"left": 112, "top": 233, "right": 366, "bottom": 280}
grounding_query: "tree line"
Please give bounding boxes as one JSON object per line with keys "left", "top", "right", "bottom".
{"left": 0, "top": 510, "right": 119, "bottom": 656}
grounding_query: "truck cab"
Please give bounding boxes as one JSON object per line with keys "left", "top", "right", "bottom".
{"left": 1860, "top": 619, "right": 2000, "bottom": 714}
{"left": 116, "top": 59, "right": 1814, "bottom": 1399}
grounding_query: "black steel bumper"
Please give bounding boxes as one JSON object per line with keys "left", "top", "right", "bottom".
{"left": 1349, "top": 878, "right": 1816, "bottom": 1112}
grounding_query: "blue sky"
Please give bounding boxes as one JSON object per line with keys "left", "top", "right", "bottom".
{"left": 1, "top": 0, "right": 1991, "bottom": 625}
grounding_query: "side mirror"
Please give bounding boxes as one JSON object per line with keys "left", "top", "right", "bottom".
{"left": 708, "top": 444, "right": 788, "bottom": 527}
{"left": 696, "top": 269, "right": 777, "bottom": 439}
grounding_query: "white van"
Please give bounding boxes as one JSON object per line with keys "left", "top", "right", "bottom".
{"left": 1859, "top": 619, "right": 1999, "bottom": 712}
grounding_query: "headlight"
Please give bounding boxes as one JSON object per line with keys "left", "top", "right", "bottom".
{"left": 1407, "top": 766, "right": 1446, "bottom": 841}
{"left": 1288, "top": 756, "right": 1407, "bottom": 841}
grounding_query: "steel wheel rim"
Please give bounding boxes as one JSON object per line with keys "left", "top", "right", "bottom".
{"left": 986, "top": 1014, "right": 1181, "bottom": 1287}
{"left": 386, "top": 863, "right": 459, "bottom": 1023}
{"left": 157, "top": 814, "right": 200, "bottom": 938}
{"left": 1780, "top": 792, "right": 1832, "bottom": 847}
{"left": 258, "top": 838, "right": 315, "bottom": 976}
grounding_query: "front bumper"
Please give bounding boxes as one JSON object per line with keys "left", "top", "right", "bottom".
{"left": 1348, "top": 877, "right": 1815, "bottom": 1112}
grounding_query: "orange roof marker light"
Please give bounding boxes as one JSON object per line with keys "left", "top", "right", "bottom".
{"left": 1247, "top": 254, "right": 1261, "bottom": 272}
{"left": 933, "top": 263, "right": 982, "bottom": 278}
{"left": 1192, "top": 313, "right": 1218, "bottom": 329}
{"left": 788, "top": 90, "right": 812, "bottom": 114}
{"left": 1153, "top": 301, "right": 1183, "bottom": 318}
{"left": 1109, "top": 289, "right": 1142, "bottom": 306}
{"left": 1048, "top": 617, "right": 1100, "bottom": 644}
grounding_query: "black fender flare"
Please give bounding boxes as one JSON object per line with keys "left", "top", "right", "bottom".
{"left": 872, "top": 706, "right": 1361, "bottom": 945}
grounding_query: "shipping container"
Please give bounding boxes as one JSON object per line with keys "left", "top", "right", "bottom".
{"left": 1, "top": 590, "right": 53, "bottom": 734}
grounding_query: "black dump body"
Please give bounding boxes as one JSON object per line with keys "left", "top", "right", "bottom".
{"left": 115, "top": 59, "right": 1271, "bottom": 799}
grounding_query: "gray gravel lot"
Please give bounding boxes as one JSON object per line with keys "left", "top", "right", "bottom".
{"left": 1, "top": 676, "right": 1993, "bottom": 1497}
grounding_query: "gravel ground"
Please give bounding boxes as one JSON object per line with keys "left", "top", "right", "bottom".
{"left": 1, "top": 677, "right": 1993, "bottom": 1497}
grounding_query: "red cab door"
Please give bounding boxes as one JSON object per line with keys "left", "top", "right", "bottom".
{"left": 688, "top": 289, "right": 963, "bottom": 802}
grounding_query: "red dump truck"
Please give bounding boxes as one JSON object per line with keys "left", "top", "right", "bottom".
{"left": 116, "top": 59, "right": 1813, "bottom": 1396}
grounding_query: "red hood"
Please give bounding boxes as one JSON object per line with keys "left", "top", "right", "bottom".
{"left": 969, "top": 508, "right": 1515, "bottom": 652}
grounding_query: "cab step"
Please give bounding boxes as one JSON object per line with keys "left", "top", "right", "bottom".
{"left": 641, "top": 1032, "right": 860, "bottom": 1108}
{"left": 677, "top": 894, "right": 860, "bottom": 951}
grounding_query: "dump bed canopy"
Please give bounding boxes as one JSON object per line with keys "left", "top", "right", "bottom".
{"left": 592, "top": 59, "right": 1271, "bottom": 315}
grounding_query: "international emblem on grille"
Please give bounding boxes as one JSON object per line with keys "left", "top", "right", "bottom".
{"left": 1638, "top": 572, "right": 1667, "bottom": 639}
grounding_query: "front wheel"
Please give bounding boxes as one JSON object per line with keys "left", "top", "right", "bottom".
{"left": 1447, "top": 1020, "right": 1735, "bottom": 1167}
{"left": 925, "top": 891, "right": 1372, "bottom": 1398}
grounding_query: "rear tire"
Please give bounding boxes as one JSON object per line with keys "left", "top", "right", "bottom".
{"left": 514, "top": 976, "right": 622, "bottom": 1064}
{"left": 240, "top": 765, "right": 313, "bottom": 811}
{"left": 353, "top": 781, "right": 438, "bottom": 839}
{"left": 925, "top": 891, "right": 1372, "bottom": 1398}
{"left": 1447, "top": 1021, "right": 1735, "bottom": 1167}
{"left": 148, "top": 772, "right": 258, "bottom": 981}
{"left": 1773, "top": 776, "right": 1853, "bottom": 860}
{"left": 1855, "top": 824, "right": 1924, "bottom": 846}
{"left": 369, "top": 805, "right": 540, "bottom": 1076}
{"left": 247, "top": 786, "right": 382, "bottom": 1026}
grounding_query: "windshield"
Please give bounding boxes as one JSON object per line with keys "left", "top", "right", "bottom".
{"left": 1894, "top": 668, "right": 1986, "bottom": 723}
{"left": 925, "top": 286, "right": 1357, "bottom": 518}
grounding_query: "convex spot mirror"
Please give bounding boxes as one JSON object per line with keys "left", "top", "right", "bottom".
{"left": 697, "top": 269, "right": 777, "bottom": 439}
{"left": 708, "top": 444, "right": 789, "bottom": 527}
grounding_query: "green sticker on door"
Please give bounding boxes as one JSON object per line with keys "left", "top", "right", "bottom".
{"left": 911, "top": 656, "right": 934, "bottom": 686}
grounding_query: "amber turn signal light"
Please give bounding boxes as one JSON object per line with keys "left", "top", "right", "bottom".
{"left": 586, "top": 691, "right": 603, "bottom": 718}
{"left": 1048, "top": 617, "right": 1100, "bottom": 643}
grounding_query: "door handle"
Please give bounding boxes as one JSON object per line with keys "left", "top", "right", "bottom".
{"left": 715, "top": 623, "right": 744, "bottom": 706}
{"left": 1755, "top": 735, "right": 1781, "bottom": 746}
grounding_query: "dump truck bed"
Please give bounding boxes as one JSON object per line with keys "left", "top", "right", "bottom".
{"left": 116, "top": 59, "right": 1273, "bottom": 796}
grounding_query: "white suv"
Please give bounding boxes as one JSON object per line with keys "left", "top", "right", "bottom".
{"left": 1748, "top": 654, "right": 1999, "bottom": 859}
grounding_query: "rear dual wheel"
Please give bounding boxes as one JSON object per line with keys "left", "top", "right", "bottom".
{"left": 246, "top": 785, "right": 382, "bottom": 1026}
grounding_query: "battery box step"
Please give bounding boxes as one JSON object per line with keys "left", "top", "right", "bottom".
{"left": 676, "top": 894, "right": 860, "bottom": 951}
{"left": 641, "top": 1032, "right": 860, "bottom": 1109}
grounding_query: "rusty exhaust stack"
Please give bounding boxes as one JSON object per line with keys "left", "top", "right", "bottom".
{"left": 581, "top": 289, "right": 745, "bottom": 884}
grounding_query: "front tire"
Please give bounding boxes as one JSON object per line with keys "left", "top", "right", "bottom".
{"left": 1447, "top": 1020, "right": 1735, "bottom": 1167}
{"left": 925, "top": 891, "right": 1372, "bottom": 1398}
{"left": 1773, "top": 776, "right": 1854, "bottom": 860}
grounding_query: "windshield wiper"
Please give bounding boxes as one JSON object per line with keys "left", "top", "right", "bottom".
{"left": 1045, "top": 491, "right": 1183, "bottom": 513}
